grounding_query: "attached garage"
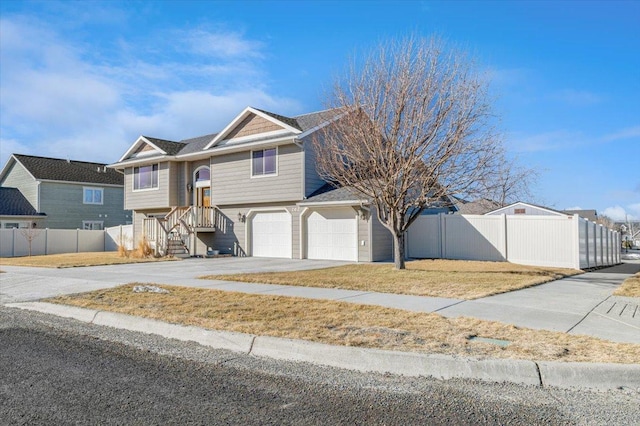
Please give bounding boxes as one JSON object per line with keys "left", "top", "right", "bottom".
{"left": 251, "top": 211, "right": 292, "bottom": 258}
{"left": 306, "top": 208, "right": 358, "bottom": 261}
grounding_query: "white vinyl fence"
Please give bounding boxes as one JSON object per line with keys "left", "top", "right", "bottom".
{"left": 0, "top": 225, "right": 133, "bottom": 258}
{"left": 407, "top": 214, "right": 620, "bottom": 270}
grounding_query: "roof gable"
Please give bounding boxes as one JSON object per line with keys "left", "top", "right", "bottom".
{"left": 118, "top": 136, "right": 184, "bottom": 162}
{"left": 205, "top": 107, "right": 302, "bottom": 149}
{"left": 485, "top": 201, "right": 568, "bottom": 216}
{"left": 10, "top": 154, "right": 124, "bottom": 186}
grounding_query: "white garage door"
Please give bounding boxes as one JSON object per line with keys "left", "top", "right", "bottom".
{"left": 251, "top": 211, "right": 292, "bottom": 258}
{"left": 307, "top": 208, "right": 358, "bottom": 261}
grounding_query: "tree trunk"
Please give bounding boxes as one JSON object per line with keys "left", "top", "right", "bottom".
{"left": 393, "top": 232, "right": 406, "bottom": 270}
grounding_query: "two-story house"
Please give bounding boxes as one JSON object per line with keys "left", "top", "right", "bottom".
{"left": 109, "top": 106, "right": 394, "bottom": 261}
{"left": 0, "top": 154, "right": 130, "bottom": 229}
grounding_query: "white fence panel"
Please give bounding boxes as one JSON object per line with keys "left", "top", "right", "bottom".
{"left": 105, "top": 225, "right": 134, "bottom": 251}
{"left": 595, "top": 226, "right": 603, "bottom": 267}
{"left": 578, "top": 217, "right": 589, "bottom": 269}
{"left": 407, "top": 215, "right": 440, "bottom": 258}
{"left": 46, "top": 229, "right": 78, "bottom": 255}
{"left": 78, "top": 230, "right": 105, "bottom": 252}
{"left": 506, "top": 216, "right": 576, "bottom": 269}
{"left": 0, "top": 230, "right": 14, "bottom": 257}
{"left": 443, "top": 215, "right": 506, "bottom": 261}
{"left": 587, "top": 221, "right": 597, "bottom": 268}
{"left": 7, "top": 229, "right": 47, "bottom": 257}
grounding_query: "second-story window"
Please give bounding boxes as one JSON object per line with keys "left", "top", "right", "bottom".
{"left": 134, "top": 164, "right": 159, "bottom": 190}
{"left": 83, "top": 187, "right": 103, "bottom": 205}
{"left": 252, "top": 148, "right": 277, "bottom": 176}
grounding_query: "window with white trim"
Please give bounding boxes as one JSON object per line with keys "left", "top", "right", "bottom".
{"left": 133, "top": 164, "right": 159, "bottom": 190}
{"left": 251, "top": 148, "right": 277, "bottom": 176}
{"left": 83, "top": 187, "right": 103, "bottom": 205}
{"left": 82, "top": 221, "right": 103, "bottom": 230}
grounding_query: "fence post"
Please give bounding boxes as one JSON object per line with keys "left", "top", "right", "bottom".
{"left": 439, "top": 213, "right": 445, "bottom": 259}
{"left": 76, "top": 228, "right": 80, "bottom": 254}
{"left": 12, "top": 228, "right": 16, "bottom": 257}
{"left": 502, "top": 214, "right": 508, "bottom": 261}
{"left": 573, "top": 214, "right": 581, "bottom": 270}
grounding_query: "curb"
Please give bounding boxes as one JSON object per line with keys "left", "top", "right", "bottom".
{"left": 6, "top": 302, "right": 640, "bottom": 392}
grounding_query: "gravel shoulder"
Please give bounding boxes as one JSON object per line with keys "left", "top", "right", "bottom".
{"left": 1, "top": 305, "right": 639, "bottom": 425}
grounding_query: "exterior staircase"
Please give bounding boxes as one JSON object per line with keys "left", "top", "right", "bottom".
{"left": 143, "top": 206, "right": 217, "bottom": 257}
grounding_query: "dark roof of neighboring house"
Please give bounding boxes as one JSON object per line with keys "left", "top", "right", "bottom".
{"left": 13, "top": 154, "right": 124, "bottom": 185}
{"left": 143, "top": 136, "right": 186, "bottom": 155}
{"left": 564, "top": 209, "right": 598, "bottom": 222}
{"left": 0, "top": 187, "right": 43, "bottom": 216}
{"left": 455, "top": 198, "right": 502, "bottom": 215}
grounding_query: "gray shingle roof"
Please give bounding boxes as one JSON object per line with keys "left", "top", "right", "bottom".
{"left": 14, "top": 154, "right": 124, "bottom": 185}
{"left": 178, "top": 133, "right": 218, "bottom": 156}
{"left": 123, "top": 107, "right": 344, "bottom": 162}
{"left": 293, "top": 108, "right": 343, "bottom": 132}
{"left": 143, "top": 136, "right": 185, "bottom": 155}
{"left": 0, "top": 187, "right": 42, "bottom": 216}
{"left": 255, "top": 108, "right": 302, "bottom": 131}
{"left": 304, "top": 183, "right": 370, "bottom": 204}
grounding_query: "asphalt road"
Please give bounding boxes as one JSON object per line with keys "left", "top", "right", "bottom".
{"left": 1, "top": 307, "right": 638, "bottom": 425}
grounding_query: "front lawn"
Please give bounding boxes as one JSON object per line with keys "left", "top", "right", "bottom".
{"left": 48, "top": 283, "right": 639, "bottom": 364}
{"left": 202, "top": 259, "right": 581, "bottom": 300}
{"left": 0, "top": 252, "right": 180, "bottom": 268}
{"left": 614, "top": 272, "right": 640, "bottom": 298}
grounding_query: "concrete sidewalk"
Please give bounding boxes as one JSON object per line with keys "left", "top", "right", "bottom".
{"left": 1, "top": 258, "right": 639, "bottom": 344}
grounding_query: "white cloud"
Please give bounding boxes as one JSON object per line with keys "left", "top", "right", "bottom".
{"left": 183, "top": 28, "right": 264, "bottom": 59}
{"left": 602, "top": 126, "right": 640, "bottom": 143}
{"left": 564, "top": 206, "right": 583, "bottom": 211}
{"left": 507, "top": 130, "right": 586, "bottom": 152}
{"left": 0, "top": 15, "right": 302, "bottom": 168}
{"left": 550, "top": 89, "right": 602, "bottom": 106}
{"left": 602, "top": 205, "right": 638, "bottom": 222}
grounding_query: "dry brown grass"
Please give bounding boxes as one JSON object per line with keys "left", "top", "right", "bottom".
{"left": 614, "top": 272, "right": 640, "bottom": 298}
{"left": 0, "top": 252, "right": 179, "bottom": 268}
{"left": 203, "top": 259, "right": 581, "bottom": 300}
{"left": 49, "top": 283, "right": 640, "bottom": 364}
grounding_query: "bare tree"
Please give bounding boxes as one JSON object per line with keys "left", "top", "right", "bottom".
{"left": 487, "top": 157, "right": 539, "bottom": 207}
{"left": 20, "top": 224, "right": 41, "bottom": 257}
{"left": 596, "top": 214, "right": 615, "bottom": 229}
{"left": 313, "top": 36, "right": 506, "bottom": 269}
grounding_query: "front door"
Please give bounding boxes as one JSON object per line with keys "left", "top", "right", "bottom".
{"left": 197, "top": 187, "right": 211, "bottom": 207}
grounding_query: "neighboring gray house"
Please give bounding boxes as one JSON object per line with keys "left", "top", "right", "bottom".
{"left": 0, "top": 187, "right": 46, "bottom": 229}
{"left": 0, "top": 154, "right": 130, "bottom": 230}
{"left": 110, "top": 106, "right": 396, "bottom": 261}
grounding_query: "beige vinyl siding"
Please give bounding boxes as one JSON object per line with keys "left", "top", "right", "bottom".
{"left": 0, "top": 161, "right": 38, "bottom": 210}
{"left": 124, "top": 162, "right": 171, "bottom": 210}
{"left": 358, "top": 213, "right": 370, "bottom": 262}
{"left": 211, "top": 143, "right": 303, "bottom": 205}
{"left": 168, "top": 162, "right": 179, "bottom": 206}
{"left": 371, "top": 210, "right": 393, "bottom": 261}
{"left": 38, "top": 182, "right": 127, "bottom": 229}
{"left": 301, "top": 134, "right": 326, "bottom": 197}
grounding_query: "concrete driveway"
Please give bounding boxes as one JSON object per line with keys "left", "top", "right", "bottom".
{"left": 0, "top": 257, "right": 349, "bottom": 303}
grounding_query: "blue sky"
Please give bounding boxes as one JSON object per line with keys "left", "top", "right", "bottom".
{"left": 1, "top": 0, "right": 638, "bottom": 220}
